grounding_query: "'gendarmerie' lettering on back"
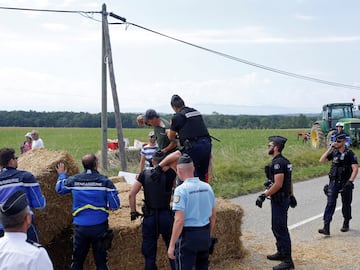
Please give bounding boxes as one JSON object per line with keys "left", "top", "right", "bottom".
{"left": 178, "top": 107, "right": 209, "bottom": 144}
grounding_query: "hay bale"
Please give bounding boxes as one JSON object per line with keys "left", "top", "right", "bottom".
{"left": 18, "top": 149, "right": 80, "bottom": 245}
{"left": 83, "top": 184, "right": 245, "bottom": 269}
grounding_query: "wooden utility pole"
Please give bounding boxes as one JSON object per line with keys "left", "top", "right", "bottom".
{"left": 102, "top": 3, "right": 127, "bottom": 171}
{"left": 101, "top": 3, "right": 108, "bottom": 170}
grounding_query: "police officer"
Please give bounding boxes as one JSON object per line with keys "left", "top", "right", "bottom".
{"left": 0, "top": 190, "right": 53, "bottom": 269}
{"left": 168, "top": 94, "right": 212, "bottom": 182}
{"left": 330, "top": 122, "right": 351, "bottom": 147}
{"left": 168, "top": 154, "right": 216, "bottom": 270}
{"left": 129, "top": 150, "right": 180, "bottom": 270}
{"left": 55, "top": 153, "right": 120, "bottom": 270}
{"left": 256, "top": 136, "right": 295, "bottom": 270}
{"left": 0, "top": 147, "right": 46, "bottom": 242}
{"left": 319, "top": 133, "right": 358, "bottom": 235}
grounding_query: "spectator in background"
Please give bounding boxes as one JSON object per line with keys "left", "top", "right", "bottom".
{"left": 31, "top": 130, "right": 44, "bottom": 149}
{"left": 0, "top": 148, "right": 46, "bottom": 242}
{"left": 0, "top": 190, "right": 53, "bottom": 270}
{"left": 138, "top": 131, "right": 159, "bottom": 174}
{"left": 143, "top": 109, "right": 178, "bottom": 155}
{"left": 20, "top": 132, "right": 32, "bottom": 154}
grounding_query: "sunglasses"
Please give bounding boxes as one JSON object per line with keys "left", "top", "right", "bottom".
{"left": 336, "top": 139, "right": 345, "bottom": 143}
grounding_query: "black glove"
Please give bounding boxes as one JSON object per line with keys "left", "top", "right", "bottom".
{"left": 289, "top": 195, "right": 297, "bottom": 208}
{"left": 130, "top": 211, "right": 141, "bottom": 221}
{"left": 256, "top": 193, "right": 266, "bottom": 208}
{"left": 209, "top": 237, "right": 218, "bottom": 255}
{"left": 323, "top": 184, "right": 329, "bottom": 196}
{"left": 344, "top": 181, "right": 354, "bottom": 190}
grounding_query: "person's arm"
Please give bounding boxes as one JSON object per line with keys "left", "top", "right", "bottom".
{"left": 167, "top": 129, "right": 177, "bottom": 141}
{"left": 320, "top": 145, "right": 334, "bottom": 163}
{"left": 167, "top": 210, "right": 185, "bottom": 260}
{"left": 138, "top": 154, "right": 146, "bottom": 174}
{"left": 159, "top": 150, "right": 181, "bottom": 172}
{"left": 128, "top": 181, "right": 142, "bottom": 212}
{"left": 350, "top": 164, "right": 358, "bottom": 182}
{"left": 162, "top": 140, "right": 178, "bottom": 154}
{"left": 209, "top": 207, "right": 216, "bottom": 236}
{"left": 264, "top": 173, "right": 284, "bottom": 197}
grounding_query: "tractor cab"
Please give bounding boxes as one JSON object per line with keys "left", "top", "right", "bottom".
{"left": 323, "top": 103, "right": 354, "bottom": 130}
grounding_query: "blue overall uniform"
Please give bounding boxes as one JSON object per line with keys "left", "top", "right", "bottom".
{"left": 323, "top": 148, "right": 357, "bottom": 224}
{"left": 172, "top": 177, "right": 215, "bottom": 270}
{"left": 170, "top": 107, "right": 211, "bottom": 181}
{"left": 268, "top": 154, "right": 292, "bottom": 257}
{"left": 56, "top": 169, "right": 120, "bottom": 270}
{"left": 330, "top": 131, "right": 351, "bottom": 147}
{"left": 138, "top": 167, "right": 177, "bottom": 270}
{"left": 0, "top": 167, "right": 46, "bottom": 242}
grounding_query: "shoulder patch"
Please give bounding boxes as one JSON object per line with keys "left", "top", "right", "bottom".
{"left": 26, "top": 239, "right": 44, "bottom": 249}
{"left": 173, "top": 195, "right": 180, "bottom": 203}
{"left": 274, "top": 163, "right": 280, "bottom": 170}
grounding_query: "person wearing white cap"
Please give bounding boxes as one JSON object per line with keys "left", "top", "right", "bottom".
{"left": 20, "top": 132, "right": 33, "bottom": 154}
{"left": 0, "top": 190, "right": 53, "bottom": 270}
{"left": 330, "top": 122, "right": 351, "bottom": 147}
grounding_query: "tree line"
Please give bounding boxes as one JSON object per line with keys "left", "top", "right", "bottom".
{"left": 0, "top": 110, "right": 318, "bottom": 129}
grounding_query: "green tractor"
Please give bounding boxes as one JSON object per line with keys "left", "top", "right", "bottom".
{"left": 311, "top": 102, "right": 360, "bottom": 148}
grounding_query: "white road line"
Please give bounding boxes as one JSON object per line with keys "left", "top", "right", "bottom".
{"left": 288, "top": 206, "right": 341, "bottom": 231}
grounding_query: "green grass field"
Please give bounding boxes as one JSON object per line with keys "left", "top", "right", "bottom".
{"left": 1, "top": 127, "right": 357, "bottom": 198}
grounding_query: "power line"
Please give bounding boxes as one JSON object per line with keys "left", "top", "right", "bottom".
{"left": 111, "top": 20, "right": 360, "bottom": 90}
{"left": 0, "top": 5, "right": 101, "bottom": 15}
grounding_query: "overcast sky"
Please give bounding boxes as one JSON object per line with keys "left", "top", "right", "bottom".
{"left": 1, "top": 0, "right": 360, "bottom": 115}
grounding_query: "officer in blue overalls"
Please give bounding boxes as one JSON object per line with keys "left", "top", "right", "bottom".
{"left": 319, "top": 133, "right": 358, "bottom": 235}
{"left": 168, "top": 94, "right": 212, "bottom": 182}
{"left": 129, "top": 150, "right": 180, "bottom": 270}
{"left": 256, "top": 136, "right": 296, "bottom": 270}
{"left": 167, "top": 154, "right": 216, "bottom": 270}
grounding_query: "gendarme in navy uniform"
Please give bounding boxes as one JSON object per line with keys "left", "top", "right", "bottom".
{"left": 168, "top": 94, "right": 212, "bottom": 182}
{"left": 319, "top": 133, "right": 358, "bottom": 235}
{"left": 129, "top": 150, "right": 178, "bottom": 270}
{"left": 0, "top": 190, "right": 53, "bottom": 270}
{"left": 256, "top": 136, "right": 296, "bottom": 270}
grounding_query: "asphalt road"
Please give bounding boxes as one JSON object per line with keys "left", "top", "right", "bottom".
{"left": 231, "top": 174, "right": 360, "bottom": 243}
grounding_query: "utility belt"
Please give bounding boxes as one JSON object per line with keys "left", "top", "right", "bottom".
{"left": 329, "top": 178, "right": 346, "bottom": 184}
{"left": 141, "top": 204, "right": 171, "bottom": 216}
{"left": 183, "top": 223, "right": 210, "bottom": 231}
{"left": 271, "top": 191, "right": 288, "bottom": 203}
{"left": 183, "top": 136, "right": 210, "bottom": 151}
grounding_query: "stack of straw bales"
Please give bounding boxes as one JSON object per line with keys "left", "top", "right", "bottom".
{"left": 18, "top": 149, "right": 245, "bottom": 269}
{"left": 18, "top": 148, "right": 79, "bottom": 245}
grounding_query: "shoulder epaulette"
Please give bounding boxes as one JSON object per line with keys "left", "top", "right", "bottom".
{"left": 26, "top": 239, "right": 44, "bottom": 248}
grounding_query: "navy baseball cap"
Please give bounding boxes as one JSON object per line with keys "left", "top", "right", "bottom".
{"left": 268, "top": 136, "right": 287, "bottom": 145}
{"left": 0, "top": 190, "right": 29, "bottom": 216}
{"left": 143, "top": 109, "right": 159, "bottom": 122}
{"left": 336, "top": 133, "right": 346, "bottom": 141}
{"left": 177, "top": 154, "right": 193, "bottom": 164}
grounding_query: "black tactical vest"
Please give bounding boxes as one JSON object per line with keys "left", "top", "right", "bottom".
{"left": 178, "top": 107, "right": 209, "bottom": 144}
{"left": 142, "top": 169, "right": 172, "bottom": 210}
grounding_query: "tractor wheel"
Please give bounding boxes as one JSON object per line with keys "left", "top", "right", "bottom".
{"left": 311, "top": 124, "right": 325, "bottom": 148}
{"left": 326, "top": 130, "right": 337, "bottom": 147}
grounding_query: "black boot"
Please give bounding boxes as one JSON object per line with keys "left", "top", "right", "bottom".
{"left": 272, "top": 257, "right": 295, "bottom": 270}
{"left": 340, "top": 219, "right": 349, "bottom": 232}
{"left": 318, "top": 223, "right": 330, "bottom": 236}
{"left": 267, "top": 251, "right": 285, "bottom": 261}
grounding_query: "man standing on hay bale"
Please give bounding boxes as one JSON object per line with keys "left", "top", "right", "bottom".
{"left": 0, "top": 189, "right": 53, "bottom": 270}
{"left": 168, "top": 94, "right": 212, "bottom": 182}
{"left": 0, "top": 147, "right": 46, "bottom": 243}
{"left": 168, "top": 154, "right": 216, "bottom": 270}
{"left": 256, "top": 136, "right": 296, "bottom": 270}
{"left": 55, "top": 153, "right": 120, "bottom": 270}
{"left": 129, "top": 150, "right": 181, "bottom": 270}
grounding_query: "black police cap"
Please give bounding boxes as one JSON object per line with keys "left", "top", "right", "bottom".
{"left": 336, "top": 133, "right": 346, "bottom": 141}
{"left": 143, "top": 109, "right": 159, "bottom": 122}
{"left": 177, "top": 154, "right": 193, "bottom": 164}
{"left": 0, "top": 190, "right": 28, "bottom": 216}
{"left": 268, "top": 135, "right": 287, "bottom": 145}
{"left": 152, "top": 150, "right": 165, "bottom": 163}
